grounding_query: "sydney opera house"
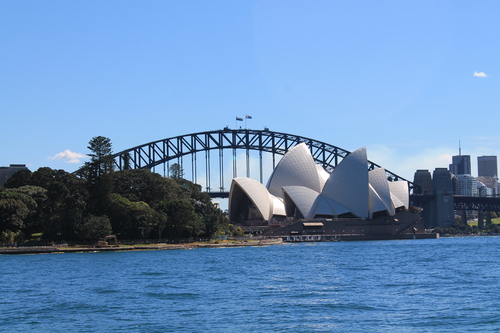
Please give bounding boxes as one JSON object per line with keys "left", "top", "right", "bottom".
{"left": 229, "top": 143, "right": 426, "bottom": 240}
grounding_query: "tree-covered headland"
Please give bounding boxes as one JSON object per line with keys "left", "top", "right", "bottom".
{"left": 0, "top": 136, "right": 231, "bottom": 245}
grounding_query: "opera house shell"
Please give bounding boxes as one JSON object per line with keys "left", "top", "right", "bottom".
{"left": 229, "top": 143, "right": 424, "bottom": 239}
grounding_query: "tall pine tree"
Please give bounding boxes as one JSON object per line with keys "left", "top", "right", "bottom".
{"left": 79, "top": 136, "right": 114, "bottom": 215}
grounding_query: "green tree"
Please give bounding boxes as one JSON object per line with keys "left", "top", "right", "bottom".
{"left": 28, "top": 167, "right": 88, "bottom": 241}
{"left": 1, "top": 230, "right": 24, "bottom": 245}
{"left": 154, "top": 210, "right": 168, "bottom": 241}
{"left": 78, "top": 215, "right": 112, "bottom": 242}
{"left": 13, "top": 185, "right": 48, "bottom": 236}
{"left": 193, "top": 200, "right": 227, "bottom": 238}
{"left": 87, "top": 136, "right": 114, "bottom": 176}
{"left": 234, "top": 227, "right": 244, "bottom": 237}
{"left": 111, "top": 169, "right": 184, "bottom": 206}
{"left": 122, "top": 152, "right": 132, "bottom": 170}
{"left": 0, "top": 189, "right": 39, "bottom": 234}
{"left": 108, "top": 193, "right": 155, "bottom": 239}
{"left": 169, "top": 176, "right": 228, "bottom": 239}
{"left": 169, "top": 163, "right": 184, "bottom": 179}
{"left": 0, "top": 198, "right": 30, "bottom": 233}
{"left": 161, "top": 200, "right": 203, "bottom": 240}
{"left": 3, "top": 169, "right": 32, "bottom": 188}
{"left": 78, "top": 136, "right": 114, "bottom": 215}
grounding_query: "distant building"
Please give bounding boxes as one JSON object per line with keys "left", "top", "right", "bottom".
{"left": 476, "top": 176, "right": 498, "bottom": 196}
{"left": 477, "top": 181, "right": 494, "bottom": 197}
{"left": 0, "top": 164, "right": 28, "bottom": 186}
{"left": 476, "top": 156, "right": 498, "bottom": 196}
{"left": 449, "top": 154, "right": 471, "bottom": 176}
{"left": 477, "top": 155, "right": 497, "bottom": 178}
{"left": 431, "top": 168, "right": 455, "bottom": 228}
{"left": 456, "top": 174, "right": 477, "bottom": 196}
{"left": 413, "top": 169, "right": 432, "bottom": 195}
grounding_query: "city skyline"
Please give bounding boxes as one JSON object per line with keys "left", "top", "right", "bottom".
{"left": 2, "top": 1, "right": 500, "bottom": 182}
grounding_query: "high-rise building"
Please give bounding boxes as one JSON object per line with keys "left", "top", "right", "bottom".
{"left": 431, "top": 168, "right": 455, "bottom": 228}
{"left": 477, "top": 156, "right": 497, "bottom": 178}
{"left": 413, "top": 170, "right": 433, "bottom": 195}
{"left": 449, "top": 154, "right": 471, "bottom": 176}
{"left": 449, "top": 142, "right": 471, "bottom": 176}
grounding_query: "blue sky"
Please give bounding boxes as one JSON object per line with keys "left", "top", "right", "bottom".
{"left": 1, "top": 0, "right": 499, "bottom": 183}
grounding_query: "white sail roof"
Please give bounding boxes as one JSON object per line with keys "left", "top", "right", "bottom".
{"left": 229, "top": 177, "right": 273, "bottom": 220}
{"left": 390, "top": 192, "right": 406, "bottom": 210}
{"left": 282, "top": 186, "right": 320, "bottom": 219}
{"left": 320, "top": 147, "right": 370, "bottom": 218}
{"left": 267, "top": 143, "right": 322, "bottom": 198}
{"left": 229, "top": 144, "right": 410, "bottom": 222}
{"left": 369, "top": 184, "right": 389, "bottom": 218}
{"left": 389, "top": 181, "right": 409, "bottom": 209}
{"left": 271, "top": 195, "right": 286, "bottom": 217}
{"left": 369, "top": 168, "right": 395, "bottom": 216}
{"left": 310, "top": 194, "right": 350, "bottom": 218}
{"left": 316, "top": 164, "right": 330, "bottom": 191}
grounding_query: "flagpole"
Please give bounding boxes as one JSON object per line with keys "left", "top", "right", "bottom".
{"left": 236, "top": 116, "right": 244, "bottom": 129}
{"left": 245, "top": 115, "right": 252, "bottom": 129}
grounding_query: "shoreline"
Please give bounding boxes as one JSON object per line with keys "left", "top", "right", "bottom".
{"left": 6, "top": 233, "right": 499, "bottom": 255}
{"left": 0, "top": 238, "right": 284, "bottom": 255}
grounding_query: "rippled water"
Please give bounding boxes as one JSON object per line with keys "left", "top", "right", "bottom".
{"left": 2, "top": 237, "right": 500, "bottom": 332}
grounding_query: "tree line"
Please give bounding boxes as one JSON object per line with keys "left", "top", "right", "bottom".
{"left": 0, "top": 136, "right": 233, "bottom": 245}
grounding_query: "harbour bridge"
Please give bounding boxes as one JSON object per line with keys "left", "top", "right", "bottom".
{"left": 112, "top": 128, "right": 500, "bottom": 220}
{"left": 112, "top": 128, "right": 410, "bottom": 198}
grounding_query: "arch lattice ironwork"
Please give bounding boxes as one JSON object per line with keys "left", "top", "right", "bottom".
{"left": 113, "top": 128, "right": 412, "bottom": 195}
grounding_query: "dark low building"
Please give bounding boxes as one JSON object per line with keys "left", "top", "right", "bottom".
{"left": 0, "top": 164, "right": 28, "bottom": 186}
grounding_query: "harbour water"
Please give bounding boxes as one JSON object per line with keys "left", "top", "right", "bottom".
{"left": 2, "top": 236, "right": 500, "bottom": 332}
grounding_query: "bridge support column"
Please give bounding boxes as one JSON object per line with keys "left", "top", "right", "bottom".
{"left": 486, "top": 211, "right": 492, "bottom": 225}
{"left": 461, "top": 210, "right": 467, "bottom": 225}
{"left": 431, "top": 168, "right": 454, "bottom": 228}
{"left": 478, "top": 210, "right": 484, "bottom": 229}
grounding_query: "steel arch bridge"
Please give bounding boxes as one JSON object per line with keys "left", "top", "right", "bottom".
{"left": 113, "top": 128, "right": 412, "bottom": 197}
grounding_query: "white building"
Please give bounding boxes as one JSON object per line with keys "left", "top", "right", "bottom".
{"left": 229, "top": 143, "right": 409, "bottom": 223}
{"left": 456, "top": 174, "right": 477, "bottom": 196}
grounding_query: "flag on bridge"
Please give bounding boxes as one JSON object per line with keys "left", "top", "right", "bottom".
{"left": 245, "top": 115, "right": 252, "bottom": 119}
{"left": 236, "top": 117, "right": 243, "bottom": 121}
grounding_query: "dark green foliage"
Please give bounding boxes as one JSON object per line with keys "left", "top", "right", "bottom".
{"left": 122, "top": 152, "right": 132, "bottom": 170}
{"left": 169, "top": 163, "right": 184, "bottom": 179}
{"left": 78, "top": 215, "right": 112, "bottom": 241}
{"left": 159, "top": 199, "right": 203, "bottom": 240}
{"left": 0, "top": 136, "right": 227, "bottom": 244}
{"left": 108, "top": 193, "right": 155, "bottom": 240}
{"left": 170, "top": 177, "right": 229, "bottom": 238}
{"left": 3, "top": 169, "right": 32, "bottom": 188}
{"left": 0, "top": 196, "right": 30, "bottom": 232}
{"left": 154, "top": 210, "right": 168, "bottom": 240}
{"left": 193, "top": 199, "right": 225, "bottom": 238}
{"left": 31, "top": 168, "right": 88, "bottom": 241}
{"left": 4, "top": 186, "right": 48, "bottom": 235}
{"left": 434, "top": 222, "right": 500, "bottom": 235}
{"left": 482, "top": 223, "right": 500, "bottom": 234}
{"left": 234, "top": 227, "right": 244, "bottom": 237}
{"left": 77, "top": 136, "right": 114, "bottom": 215}
{"left": 1, "top": 229, "right": 24, "bottom": 244}
{"left": 111, "top": 169, "right": 183, "bottom": 206}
